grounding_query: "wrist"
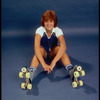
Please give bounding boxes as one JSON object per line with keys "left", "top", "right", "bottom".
{"left": 52, "top": 59, "right": 57, "bottom": 64}
{"left": 41, "top": 62, "right": 46, "bottom": 68}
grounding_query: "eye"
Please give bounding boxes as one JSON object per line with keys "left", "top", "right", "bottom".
{"left": 44, "top": 20, "right": 48, "bottom": 22}
{"left": 50, "top": 20, "right": 54, "bottom": 22}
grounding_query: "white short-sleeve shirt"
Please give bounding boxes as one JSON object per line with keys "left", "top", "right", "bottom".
{"left": 35, "top": 26, "right": 63, "bottom": 39}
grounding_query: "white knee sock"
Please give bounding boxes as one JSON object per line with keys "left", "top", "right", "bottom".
{"left": 65, "top": 64, "right": 73, "bottom": 72}
{"left": 29, "top": 66, "right": 37, "bottom": 82}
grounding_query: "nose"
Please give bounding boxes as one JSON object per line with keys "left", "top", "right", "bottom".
{"left": 47, "top": 21, "right": 51, "bottom": 24}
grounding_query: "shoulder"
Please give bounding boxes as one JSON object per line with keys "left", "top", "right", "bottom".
{"left": 35, "top": 26, "right": 46, "bottom": 37}
{"left": 36, "top": 26, "right": 45, "bottom": 32}
{"left": 53, "top": 27, "right": 63, "bottom": 38}
{"left": 54, "top": 27, "right": 62, "bottom": 31}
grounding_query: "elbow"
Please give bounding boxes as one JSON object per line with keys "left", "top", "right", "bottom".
{"left": 34, "top": 46, "right": 39, "bottom": 54}
{"left": 63, "top": 44, "right": 67, "bottom": 52}
{"left": 60, "top": 45, "right": 66, "bottom": 52}
{"left": 63, "top": 44, "right": 66, "bottom": 51}
{"left": 34, "top": 48, "right": 37, "bottom": 54}
{"left": 64, "top": 46, "right": 67, "bottom": 52}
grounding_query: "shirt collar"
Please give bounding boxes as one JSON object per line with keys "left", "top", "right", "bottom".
{"left": 43, "top": 27, "right": 55, "bottom": 34}
{"left": 43, "top": 27, "right": 55, "bottom": 39}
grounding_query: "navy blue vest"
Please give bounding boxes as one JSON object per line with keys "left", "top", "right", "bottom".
{"left": 41, "top": 32, "right": 58, "bottom": 52}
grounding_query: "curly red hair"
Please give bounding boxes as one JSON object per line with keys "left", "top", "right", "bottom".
{"left": 41, "top": 10, "right": 58, "bottom": 27}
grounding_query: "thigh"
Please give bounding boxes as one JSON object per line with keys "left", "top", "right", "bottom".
{"left": 49, "top": 45, "right": 60, "bottom": 59}
{"left": 40, "top": 46, "right": 47, "bottom": 59}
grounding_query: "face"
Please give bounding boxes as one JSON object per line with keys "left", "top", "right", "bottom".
{"left": 44, "top": 20, "right": 54, "bottom": 32}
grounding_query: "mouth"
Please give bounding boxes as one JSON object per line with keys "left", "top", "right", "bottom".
{"left": 47, "top": 25, "right": 52, "bottom": 28}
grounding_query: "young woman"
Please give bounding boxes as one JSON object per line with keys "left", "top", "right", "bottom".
{"left": 19, "top": 10, "right": 85, "bottom": 89}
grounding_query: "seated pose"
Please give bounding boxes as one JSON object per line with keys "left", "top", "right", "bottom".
{"left": 19, "top": 10, "right": 85, "bottom": 89}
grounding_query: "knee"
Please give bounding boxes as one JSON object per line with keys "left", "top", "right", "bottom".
{"left": 56, "top": 46, "right": 60, "bottom": 50}
{"left": 40, "top": 47, "right": 47, "bottom": 58}
{"left": 49, "top": 46, "right": 60, "bottom": 58}
{"left": 54, "top": 46, "right": 60, "bottom": 53}
{"left": 40, "top": 47, "right": 44, "bottom": 54}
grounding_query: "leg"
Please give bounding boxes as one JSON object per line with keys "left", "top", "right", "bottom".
{"left": 49, "top": 46, "right": 71, "bottom": 66}
{"left": 61, "top": 52, "right": 71, "bottom": 66}
{"left": 20, "top": 47, "right": 47, "bottom": 90}
{"left": 30, "top": 46, "right": 47, "bottom": 69}
{"left": 27, "top": 47, "right": 47, "bottom": 86}
{"left": 49, "top": 46, "right": 85, "bottom": 88}
{"left": 49, "top": 46, "right": 73, "bottom": 77}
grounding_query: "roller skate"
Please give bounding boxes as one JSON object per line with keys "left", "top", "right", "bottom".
{"left": 19, "top": 67, "right": 32, "bottom": 90}
{"left": 69, "top": 65, "right": 85, "bottom": 88}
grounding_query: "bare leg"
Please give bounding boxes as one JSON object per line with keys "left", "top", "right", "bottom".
{"left": 60, "top": 52, "right": 71, "bottom": 66}
{"left": 30, "top": 46, "right": 47, "bottom": 69}
{"left": 30, "top": 55, "right": 40, "bottom": 69}
{"left": 27, "top": 47, "right": 47, "bottom": 83}
{"left": 49, "top": 46, "right": 71, "bottom": 66}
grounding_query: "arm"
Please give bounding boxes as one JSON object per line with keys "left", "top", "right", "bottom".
{"left": 50, "top": 35, "right": 66, "bottom": 70}
{"left": 34, "top": 34, "right": 51, "bottom": 73}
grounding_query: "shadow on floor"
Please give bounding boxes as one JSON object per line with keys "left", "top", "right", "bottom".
{"left": 26, "top": 71, "right": 70, "bottom": 96}
{"left": 23, "top": 56, "right": 96, "bottom": 96}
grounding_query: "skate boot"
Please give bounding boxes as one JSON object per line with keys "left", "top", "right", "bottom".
{"left": 69, "top": 65, "right": 85, "bottom": 88}
{"left": 19, "top": 67, "right": 32, "bottom": 90}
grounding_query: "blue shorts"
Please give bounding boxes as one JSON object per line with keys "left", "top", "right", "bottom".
{"left": 41, "top": 44, "right": 59, "bottom": 59}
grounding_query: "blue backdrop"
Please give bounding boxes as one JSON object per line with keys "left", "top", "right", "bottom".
{"left": 1, "top": 0, "right": 99, "bottom": 100}
{"left": 1, "top": 0, "right": 99, "bottom": 37}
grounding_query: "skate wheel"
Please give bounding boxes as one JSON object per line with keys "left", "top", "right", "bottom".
{"left": 76, "top": 66, "right": 82, "bottom": 71}
{"left": 21, "top": 83, "right": 26, "bottom": 89}
{"left": 21, "top": 67, "right": 27, "bottom": 72}
{"left": 72, "top": 82, "right": 77, "bottom": 88}
{"left": 19, "top": 72, "right": 23, "bottom": 78}
{"left": 25, "top": 72, "right": 30, "bottom": 78}
{"left": 80, "top": 70, "right": 85, "bottom": 76}
{"left": 27, "top": 84, "right": 32, "bottom": 90}
{"left": 74, "top": 71, "right": 80, "bottom": 77}
{"left": 79, "top": 80, "right": 83, "bottom": 86}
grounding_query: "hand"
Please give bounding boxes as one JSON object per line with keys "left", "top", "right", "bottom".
{"left": 43, "top": 63, "right": 51, "bottom": 74}
{"left": 50, "top": 61, "right": 56, "bottom": 71}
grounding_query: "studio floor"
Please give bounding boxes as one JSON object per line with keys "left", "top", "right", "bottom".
{"left": 1, "top": 33, "right": 99, "bottom": 100}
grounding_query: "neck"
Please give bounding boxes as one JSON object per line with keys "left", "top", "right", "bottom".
{"left": 46, "top": 29, "right": 52, "bottom": 34}
{"left": 44, "top": 27, "right": 53, "bottom": 34}
{"left": 46, "top": 30, "right": 52, "bottom": 38}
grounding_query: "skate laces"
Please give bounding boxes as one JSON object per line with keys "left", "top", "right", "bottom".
{"left": 66, "top": 64, "right": 73, "bottom": 71}
{"left": 29, "top": 67, "right": 36, "bottom": 72}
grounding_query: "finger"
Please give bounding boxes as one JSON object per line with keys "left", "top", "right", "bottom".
{"left": 50, "top": 68, "right": 53, "bottom": 71}
{"left": 49, "top": 69, "right": 52, "bottom": 73}
{"left": 44, "top": 69, "right": 48, "bottom": 72}
{"left": 44, "top": 69, "right": 47, "bottom": 71}
{"left": 48, "top": 70, "right": 51, "bottom": 74}
{"left": 47, "top": 70, "right": 50, "bottom": 74}
{"left": 47, "top": 71, "right": 49, "bottom": 74}
{"left": 47, "top": 69, "right": 51, "bottom": 74}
